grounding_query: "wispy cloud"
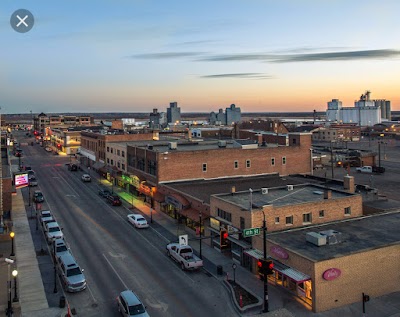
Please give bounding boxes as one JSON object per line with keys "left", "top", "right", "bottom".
{"left": 200, "top": 73, "right": 272, "bottom": 79}
{"left": 199, "top": 49, "right": 400, "bottom": 63}
{"left": 128, "top": 52, "right": 204, "bottom": 59}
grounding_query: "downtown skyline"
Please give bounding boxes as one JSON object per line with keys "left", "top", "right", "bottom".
{"left": 1, "top": 0, "right": 400, "bottom": 114}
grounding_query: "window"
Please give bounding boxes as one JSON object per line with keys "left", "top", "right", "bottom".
{"left": 122, "top": 151, "right": 125, "bottom": 158}
{"left": 111, "top": 148, "right": 113, "bottom": 154}
{"left": 148, "top": 160, "right": 157, "bottom": 176}
{"left": 107, "top": 147, "right": 109, "bottom": 152}
{"left": 117, "top": 150, "right": 120, "bottom": 156}
{"left": 122, "top": 164, "right": 125, "bottom": 170}
{"left": 202, "top": 163, "right": 207, "bottom": 172}
{"left": 303, "top": 213, "right": 312, "bottom": 223}
{"left": 271, "top": 157, "right": 275, "bottom": 166}
{"left": 217, "top": 208, "right": 232, "bottom": 222}
{"left": 292, "top": 138, "right": 297, "bottom": 144}
{"left": 246, "top": 160, "right": 251, "bottom": 168}
{"left": 285, "top": 215, "right": 293, "bottom": 225}
{"left": 111, "top": 159, "right": 114, "bottom": 165}
{"left": 107, "top": 158, "right": 110, "bottom": 164}
{"left": 137, "top": 158, "right": 145, "bottom": 171}
{"left": 117, "top": 162, "right": 120, "bottom": 168}
{"left": 319, "top": 210, "right": 325, "bottom": 218}
{"left": 240, "top": 217, "right": 245, "bottom": 230}
{"left": 344, "top": 207, "right": 351, "bottom": 216}
{"left": 275, "top": 217, "right": 280, "bottom": 224}
{"left": 234, "top": 161, "right": 239, "bottom": 169}
{"left": 282, "top": 157, "right": 286, "bottom": 165}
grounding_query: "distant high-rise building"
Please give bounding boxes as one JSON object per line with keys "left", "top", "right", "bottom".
{"left": 167, "top": 102, "right": 181, "bottom": 124}
{"left": 149, "top": 108, "right": 161, "bottom": 129}
{"left": 208, "top": 104, "right": 241, "bottom": 125}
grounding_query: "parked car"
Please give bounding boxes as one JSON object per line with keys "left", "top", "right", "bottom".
{"left": 127, "top": 214, "right": 149, "bottom": 229}
{"left": 40, "top": 210, "right": 51, "bottom": 218}
{"left": 33, "top": 190, "right": 44, "bottom": 203}
{"left": 57, "top": 253, "right": 86, "bottom": 292}
{"left": 68, "top": 163, "right": 78, "bottom": 171}
{"left": 117, "top": 290, "right": 149, "bottom": 317}
{"left": 81, "top": 174, "right": 91, "bottom": 182}
{"left": 98, "top": 188, "right": 111, "bottom": 197}
{"left": 107, "top": 194, "right": 122, "bottom": 206}
{"left": 29, "top": 177, "right": 38, "bottom": 187}
{"left": 41, "top": 216, "right": 56, "bottom": 230}
{"left": 46, "top": 222, "right": 63, "bottom": 241}
{"left": 52, "top": 238, "right": 69, "bottom": 259}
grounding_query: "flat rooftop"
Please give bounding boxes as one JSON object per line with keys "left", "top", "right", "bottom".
{"left": 216, "top": 184, "right": 355, "bottom": 210}
{"left": 161, "top": 174, "right": 308, "bottom": 205}
{"left": 267, "top": 211, "right": 400, "bottom": 262}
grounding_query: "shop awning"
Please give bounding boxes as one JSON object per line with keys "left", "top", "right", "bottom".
{"left": 179, "top": 208, "right": 201, "bottom": 221}
{"left": 244, "top": 249, "right": 264, "bottom": 260}
{"left": 273, "top": 262, "right": 311, "bottom": 283}
{"left": 92, "top": 162, "right": 105, "bottom": 170}
{"left": 228, "top": 237, "right": 251, "bottom": 249}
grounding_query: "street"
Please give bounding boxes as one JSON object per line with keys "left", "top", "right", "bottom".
{"left": 16, "top": 132, "right": 237, "bottom": 317}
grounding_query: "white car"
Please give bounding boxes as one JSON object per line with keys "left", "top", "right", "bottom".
{"left": 46, "top": 222, "right": 63, "bottom": 241}
{"left": 127, "top": 214, "right": 149, "bottom": 229}
{"left": 81, "top": 174, "right": 91, "bottom": 182}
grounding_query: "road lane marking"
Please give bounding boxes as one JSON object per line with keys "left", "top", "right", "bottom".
{"left": 102, "top": 253, "right": 129, "bottom": 290}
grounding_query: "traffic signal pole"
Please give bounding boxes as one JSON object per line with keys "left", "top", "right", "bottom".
{"left": 262, "top": 214, "right": 269, "bottom": 313}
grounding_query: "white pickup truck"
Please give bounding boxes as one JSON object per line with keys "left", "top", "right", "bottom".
{"left": 166, "top": 243, "right": 203, "bottom": 270}
{"left": 356, "top": 166, "right": 373, "bottom": 173}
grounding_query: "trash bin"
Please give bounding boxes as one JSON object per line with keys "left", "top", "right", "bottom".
{"left": 59, "top": 295, "right": 66, "bottom": 308}
{"left": 217, "top": 265, "right": 223, "bottom": 275}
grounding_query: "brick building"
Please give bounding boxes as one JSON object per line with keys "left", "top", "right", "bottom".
{"left": 265, "top": 211, "right": 400, "bottom": 312}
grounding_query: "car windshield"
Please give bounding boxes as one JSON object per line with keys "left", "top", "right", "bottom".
{"left": 137, "top": 218, "right": 146, "bottom": 222}
{"left": 57, "top": 245, "right": 68, "bottom": 252}
{"left": 67, "top": 267, "right": 82, "bottom": 277}
{"left": 128, "top": 304, "right": 146, "bottom": 315}
{"left": 48, "top": 227, "right": 60, "bottom": 232}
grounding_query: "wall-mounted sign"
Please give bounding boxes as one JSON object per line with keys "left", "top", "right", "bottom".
{"left": 270, "top": 246, "right": 289, "bottom": 259}
{"left": 323, "top": 268, "right": 341, "bottom": 281}
{"left": 210, "top": 217, "right": 220, "bottom": 231}
{"left": 15, "top": 173, "right": 29, "bottom": 189}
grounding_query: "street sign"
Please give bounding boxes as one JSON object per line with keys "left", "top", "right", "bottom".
{"left": 179, "top": 234, "right": 188, "bottom": 246}
{"left": 243, "top": 227, "right": 261, "bottom": 237}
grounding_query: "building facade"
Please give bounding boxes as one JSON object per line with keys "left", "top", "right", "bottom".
{"left": 167, "top": 102, "right": 181, "bottom": 124}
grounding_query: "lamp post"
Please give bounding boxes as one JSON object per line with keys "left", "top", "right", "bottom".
{"left": 53, "top": 237, "right": 58, "bottom": 293}
{"left": 12, "top": 269, "right": 18, "bottom": 302}
{"left": 330, "top": 141, "right": 334, "bottom": 179}
{"left": 10, "top": 232, "right": 15, "bottom": 257}
{"left": 5, "top": 258, "right": 14, "bottom": 317}
{"left": 150, "top": 208, "right": 153, "bottom": 223}
{"left": 199, "top": 211, "right": 202, "bottom": 259}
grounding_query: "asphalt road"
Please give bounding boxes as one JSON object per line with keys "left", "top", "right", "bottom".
{"left": 15, "top": 132, "right": 237, "bottom": 317}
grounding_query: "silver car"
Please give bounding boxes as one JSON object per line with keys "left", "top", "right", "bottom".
{"left": 57, "top": 253, "right": 86, "bottom": 292}
{"left": 117, "top": 290, "right": 149, "bottom": 317}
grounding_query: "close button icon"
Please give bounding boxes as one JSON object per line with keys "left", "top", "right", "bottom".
{"left": 10, "top": 9, "right": 34, "bottom": 33}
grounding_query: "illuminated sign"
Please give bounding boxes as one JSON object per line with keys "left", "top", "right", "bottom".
{"left": 270, "top": 246, "right": 289, "bottom": 259}
{"left": 323, "top": 268, "right": 341, "bottom": 281}
{"left": 15, "top": 173, "right": 29, "bottom": 189}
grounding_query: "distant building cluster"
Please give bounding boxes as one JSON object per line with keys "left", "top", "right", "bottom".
{"left": 326, "top": 91, "right": 391, "bottom": 126}
{"left": 209, "top": 104, "right": 241, "bottom": 125}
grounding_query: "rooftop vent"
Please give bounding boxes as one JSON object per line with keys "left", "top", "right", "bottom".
{"left": 169, "top": 142, "right": 177, "bottom": 150}
{"left": 287, "top": 185, "right": 294, "bottom": 191}
{"left": 218, "top": 140, "right": 227, "bottom": 148}
{"left": 261, "top": 188, "right": 268, "bottom": 194}
{"left": 306, "top": 232, "right": 327, "bottom": 246}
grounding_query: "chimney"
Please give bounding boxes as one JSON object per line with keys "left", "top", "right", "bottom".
{"left": 343, "top": 175, "right": 355, "bottom": 193}
{"left": 324, "top": 189, "right": 332, "bottom": 200}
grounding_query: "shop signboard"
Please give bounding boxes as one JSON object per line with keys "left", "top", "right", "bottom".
{"left": 210, "top": 217, "right": 220, "bottom": 231}
{"left": 270, "top": 246, "right": 289, "bottom": 259}
{"left": 15, "top": 172, "right": 29, "bottom": 189}
{"left": 323, "top": 268, "right": 341, "bottom": 281}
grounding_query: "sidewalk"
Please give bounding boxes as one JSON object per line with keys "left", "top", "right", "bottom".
{"left": 102, "top": 174, "right": 400, "bottom": 317}
{"left": 0, "top": 187, "right": 69, "bottom": 317}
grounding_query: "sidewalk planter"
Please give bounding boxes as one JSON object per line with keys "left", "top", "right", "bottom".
{"left": 223, "top": 279, "right": 262, "bottom": 315}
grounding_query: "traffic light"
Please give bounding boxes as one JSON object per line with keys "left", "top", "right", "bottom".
{"left": 257, "top": 259, "right": 274, "bottom": 275}
{"left": 220, "top": 229, "right": 228, "bottom": 247}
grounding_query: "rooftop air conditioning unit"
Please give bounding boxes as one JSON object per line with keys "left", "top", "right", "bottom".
{"left": 169, "top": 142, "right": 177, "bottom": 150}
{"left": 319, "top": 230, "right": 342, "bottom": 245}
{"left": 261, "top": 188, "right": 268, "bottom": 194}
{"left": 306, "top": 232, "right": 327, "bottom": 246}
{"left": 287, "top": 185, "right": 294, "bottom": 191}
{"left": 218, "top": 140, "right": 227, "bottom": 148}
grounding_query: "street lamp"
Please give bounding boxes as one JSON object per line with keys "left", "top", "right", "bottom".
{"left": 12, "top": 269, "right": 18, "bottom": 302}
{"left": 10, "top": 232, "right": 15, "bottom": 257}
{"left": 199, "top": 211, "right": 202, "bottom": 259}
{"left": 5, "top": 258, "right": 14, "bottom": 317}
{"left": 261, "top": 209, "right": 269, "bottom": 313}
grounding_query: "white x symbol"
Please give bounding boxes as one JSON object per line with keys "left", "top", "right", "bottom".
{"left": 16, "top": 15, "right": 28, "bottom": 27}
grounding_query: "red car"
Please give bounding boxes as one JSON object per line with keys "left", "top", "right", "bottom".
{"left": 107, "top": 195, "right": 122, "bottom": 206}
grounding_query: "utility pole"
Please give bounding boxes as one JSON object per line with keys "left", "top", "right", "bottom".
{"left": 330, "top": 141, "right": 334, "bottom": 179}
{"left": 262, "top": 212, "right": 269, "bottom": 313}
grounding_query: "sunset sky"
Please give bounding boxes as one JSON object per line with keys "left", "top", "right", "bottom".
{"left": 1, "top": 0, "right": 399, "bottom": 114}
